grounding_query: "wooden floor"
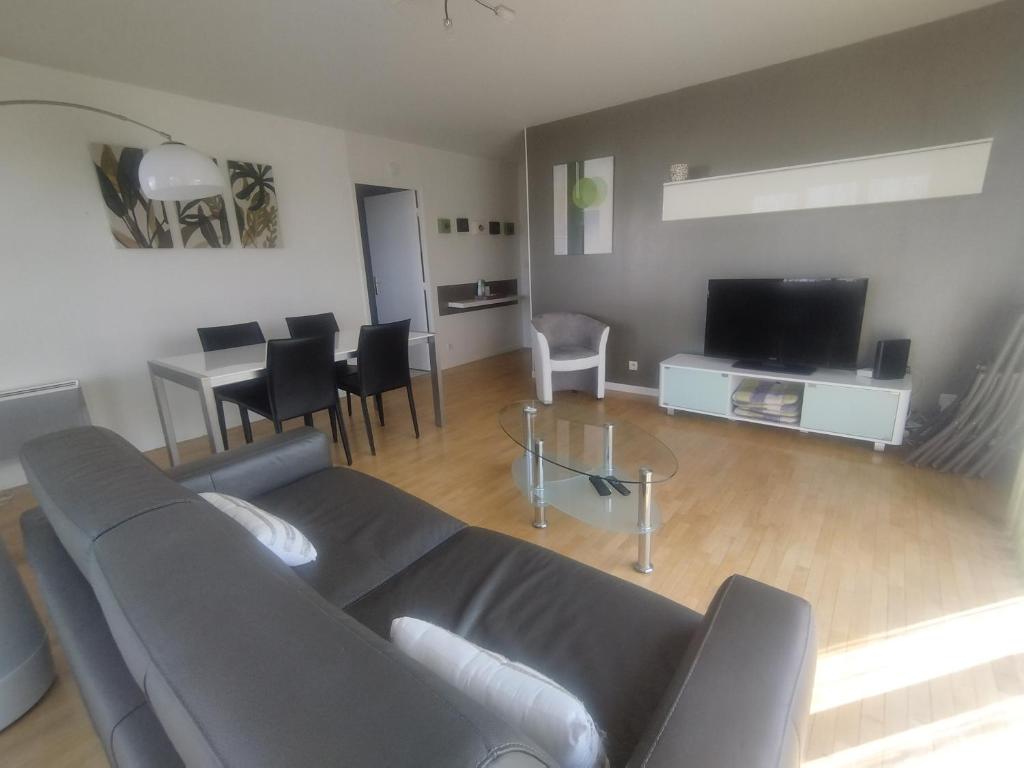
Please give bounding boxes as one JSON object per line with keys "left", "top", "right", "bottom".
{"left": 2, "top": 349, "right": 1022, "bottom": 767}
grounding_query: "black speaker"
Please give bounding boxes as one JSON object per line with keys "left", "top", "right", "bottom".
{"left": 873, "top": 339, "right": 911, "bottom": 380}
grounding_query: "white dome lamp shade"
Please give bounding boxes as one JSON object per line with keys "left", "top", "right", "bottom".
{"left": 138, "top": 142, "right": 225, "bottom": 201}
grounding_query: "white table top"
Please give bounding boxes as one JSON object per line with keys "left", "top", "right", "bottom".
{"left": 149, "top": 331, "right": 435, "bottom": 387}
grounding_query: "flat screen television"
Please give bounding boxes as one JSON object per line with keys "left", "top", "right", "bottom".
{"left": 704, "top": 278, "right": 868, "bottom": 373}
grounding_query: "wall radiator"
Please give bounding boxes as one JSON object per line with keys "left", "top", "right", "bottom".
{"left": 0, "top": 380, "right": 91, "bottom": 462}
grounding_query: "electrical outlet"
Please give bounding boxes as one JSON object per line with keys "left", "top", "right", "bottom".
{"left": 628, "top": 360, "right": 638, "bottom": 371}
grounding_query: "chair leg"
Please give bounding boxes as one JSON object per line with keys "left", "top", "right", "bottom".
{"left": 216, "top": 400, "right": 229, "bottom": 450}
{"left": 274, "top": 420, "right": 283, "bottom": 434}
{"left": 359, "top": 396, "right": 376, "bottom": 456}
{"left": 334, "top": 401, "right": 353, "bottom": 466}
{"left": 407, "top": 384, "right": 420, "bottom": 439}
{"left": 239, "top": 408, "right": 254, "bottom": 444}
{"left": 303, "top": 414, "right": 314, "bottom": 428}
{"left": 327, "top": 408, "right": 338, "bottom": 443}
{"left": 375, "top": 394, "right": 385, "bottom": 426}
{"left": 346, "top": 390, "right": 352, "bottom": 417}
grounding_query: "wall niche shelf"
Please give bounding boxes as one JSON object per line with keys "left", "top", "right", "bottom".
{"left": 661, "top": 138, "right": 992, "bottom": 221}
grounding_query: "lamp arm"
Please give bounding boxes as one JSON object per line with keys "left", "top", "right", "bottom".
{"left": 0, "top": 100, "right": 173, "bottom": 141}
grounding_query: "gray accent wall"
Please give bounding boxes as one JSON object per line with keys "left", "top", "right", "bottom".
{"left": 527, "top": 1, "right": 1024, "bottom": 408}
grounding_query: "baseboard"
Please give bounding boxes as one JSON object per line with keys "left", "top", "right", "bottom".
{"left": 604, "top": 381, "right": 658, "bottom": 398}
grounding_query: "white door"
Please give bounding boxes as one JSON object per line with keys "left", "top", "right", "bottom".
{"left": 363, "top": 190, "right": 431, "bottom": 370}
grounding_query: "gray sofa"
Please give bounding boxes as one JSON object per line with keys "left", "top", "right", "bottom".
{"left": 19, "top": 426, "right": 815, "bottom": 767}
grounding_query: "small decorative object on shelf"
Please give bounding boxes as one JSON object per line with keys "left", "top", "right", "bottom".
{"left": 670, "top": 163, "right": 689, "bottom": 182}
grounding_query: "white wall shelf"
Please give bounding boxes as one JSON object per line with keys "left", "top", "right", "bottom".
{"left": 659, "top": 353, "right": 912, "bottom": 451}
{"left": 662, "top": 139, "right": 992, "bottom": 221}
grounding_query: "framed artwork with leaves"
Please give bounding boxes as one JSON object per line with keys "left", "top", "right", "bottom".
{"left": 176, "top": 195, "right": 231, "bottom": 248}
{"left": 227, "top": 160, "right": 281, "bottom": 248}
{"left": 90, "top": 144, "right": 172, "bottom": 249}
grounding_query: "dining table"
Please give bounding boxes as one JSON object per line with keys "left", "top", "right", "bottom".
{"left": 147, "top": 330, "right": 443, "bottom": 466}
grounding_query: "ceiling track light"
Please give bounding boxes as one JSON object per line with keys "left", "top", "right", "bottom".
{"left": 443, "top": 0, "right": 516, "bottom": 29}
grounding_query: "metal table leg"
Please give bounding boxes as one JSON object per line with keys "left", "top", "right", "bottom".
{"left": 427, "top": 336, "right": 445, "bottom": 427}
{"left": 149, "top": 365, "right": 180, "bottom": 466}
{"left": 635, "top": 467, "right": 654, "bottom": 573}
{"left": 532, "top": 438, "right": 547, "bottom": 529}
{"left": 198, "top": 378, "right": 225, "bottom": 455}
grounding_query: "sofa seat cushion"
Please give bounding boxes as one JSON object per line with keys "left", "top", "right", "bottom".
{"left": 346, "top": 528, "right": 701, "bottom": 767}
{"left": 250, "top": 467, "right": 466, "bottom": 606}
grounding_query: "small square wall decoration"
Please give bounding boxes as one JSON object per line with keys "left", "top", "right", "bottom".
{"left": 488, "top": 221, "right": 501, "bottom": 235}
{"left": 227, "top": 160, "right": 281, "bottom": 247}
{"left": 437, "top": 218, "right": 452, "bottom": 234}
{"left": 553, "top": 156, "right": 614, "bottom": 255}
{"left": 503, "top": 222, "right": 515, "bottom": 235}
{"left": 456, "top": 217, "right": 470, "bottom": 233}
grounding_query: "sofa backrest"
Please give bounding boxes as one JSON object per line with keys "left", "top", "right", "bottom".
{"left": 21, "top": 427, "right": 551, "bottom": 767}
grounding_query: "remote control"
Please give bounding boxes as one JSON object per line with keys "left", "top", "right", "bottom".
{"left": 589, "top": 476, "right": 611, "bottom": 497}
{"left": 605, "top": 476, "right": 631, "bottom": 496}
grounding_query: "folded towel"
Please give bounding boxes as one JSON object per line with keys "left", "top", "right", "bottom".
{"left": 732, "top": 401, "right": 801, "bottom": 417}
{"left": 733, "top": 406, "right": 801, "bottom": 424}
{"left": 732, "top": 379, "right": 802, "bottom": 407}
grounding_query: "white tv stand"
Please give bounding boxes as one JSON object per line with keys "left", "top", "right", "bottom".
{"left": 659, "top": 354, "right": 912, "bottom": 451}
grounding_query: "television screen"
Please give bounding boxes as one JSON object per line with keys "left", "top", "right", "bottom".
{"left": 704, "top": 278, "right": 868, "bottom": 370}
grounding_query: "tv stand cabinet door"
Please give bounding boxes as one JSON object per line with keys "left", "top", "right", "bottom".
{"left": 662, "top": 367, "right": 730, "bottom": 416}
{"left": 801, "top": 383, "right": 900, "bottom": 442}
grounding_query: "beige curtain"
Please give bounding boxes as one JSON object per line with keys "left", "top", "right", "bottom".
{"left": 1010, "top": 449, "right": 1024, "bottom": 568}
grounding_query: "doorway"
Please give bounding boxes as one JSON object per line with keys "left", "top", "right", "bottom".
{"left": 355, "top": 184, "right": 431, "bottom": 371}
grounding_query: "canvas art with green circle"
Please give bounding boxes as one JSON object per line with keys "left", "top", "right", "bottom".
{"left": 553, "top": 156, "right": 613, "bottom": 255}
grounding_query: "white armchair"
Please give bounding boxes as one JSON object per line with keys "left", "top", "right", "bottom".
{"left": 531, "top": 313, "right": 610, "bottom": 405}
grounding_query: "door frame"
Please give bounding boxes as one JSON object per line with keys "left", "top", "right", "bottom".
{"left": 352, "top": 183, "right": 437, "bottom": 342}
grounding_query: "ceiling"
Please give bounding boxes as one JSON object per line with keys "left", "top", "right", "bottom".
{"left": 0, "top": 0, "right": 1001, "bottom": 159}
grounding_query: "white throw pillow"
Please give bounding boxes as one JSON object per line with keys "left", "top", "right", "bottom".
{"left": 199, "top": 492, "right": 317, "bottom": 567}
{"left": 390, "top": 617, "right": 606, "bottom": 768}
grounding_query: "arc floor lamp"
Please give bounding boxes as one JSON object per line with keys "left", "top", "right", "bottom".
{"left": 0, "top": 99, "right": 224, "bottom": 201}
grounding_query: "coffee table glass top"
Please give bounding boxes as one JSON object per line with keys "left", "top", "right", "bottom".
{"left": 498, "top": 400, "right": 678, "bottom": 484}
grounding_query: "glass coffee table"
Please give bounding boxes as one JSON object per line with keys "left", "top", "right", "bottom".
{"left": 498, "top": 400, "right": 677, "bottom": 573}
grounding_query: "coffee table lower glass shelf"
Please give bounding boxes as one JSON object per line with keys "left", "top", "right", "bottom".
{"left": 499, "top": 400, "right": 677, "bottom": 574}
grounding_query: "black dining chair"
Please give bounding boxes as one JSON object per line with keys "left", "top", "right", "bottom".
{"left": 336, "top": 319, "right": 418, "bottom": 456}
{"left": 227, "top": 335, "right": 352, "bottom": 465}
{"left": 285, "top": 312, "right": 339, "bottom": 338}
{"left": 285, "top": 310, "right": 357, "bottom": 379}
{"left": 196, "top": 321, "right": 266, "bottom": 449}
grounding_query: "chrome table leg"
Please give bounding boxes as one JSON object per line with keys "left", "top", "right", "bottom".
{"left": 635, "top": 467, "right": 654, "bottom": 573}
{"left": 533, "top": 438, "right": 547, "bottom": 529}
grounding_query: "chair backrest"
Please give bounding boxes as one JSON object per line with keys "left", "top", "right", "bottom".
{"left": 285, "top": 312, "right": 339, "bottom": 339}
{"left": 196, "top": 321, "right": 265, "bottom": 352}
{"left": 356, "top": 319, "right": 411, "bottom": 395}
{"left": 532, "top": 313, "right": 605, "bottom": 350}
{"left": 266, "top": 336, "right": 337, "bottom": 422}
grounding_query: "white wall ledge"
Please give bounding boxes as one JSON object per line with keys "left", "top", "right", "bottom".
{"left": 662, "top": 139, "right": 992, "bottom": 221}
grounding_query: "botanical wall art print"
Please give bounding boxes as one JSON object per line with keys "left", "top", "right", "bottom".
{"left": 90, "top": 143, "right": 172, "bottom": 249}
{"left": 553, "top": 156, "right": 614, "bottom": 255}
{"left": 227, "top": 160, "right": 281, "bottom": 248}
{"left": 176, "top": 194, "right": 231, "bottom": 248}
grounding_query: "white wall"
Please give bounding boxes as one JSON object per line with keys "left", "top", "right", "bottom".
{"left": 345, "top": 131, "right": 527, "bottom": 368}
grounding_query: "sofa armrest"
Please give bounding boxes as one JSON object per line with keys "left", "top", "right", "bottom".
{"left": 626, "top": 575, "right": 816, "bottom": 768}
{"left": 166, "top": 427, "right": 332, "bottom": 498}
